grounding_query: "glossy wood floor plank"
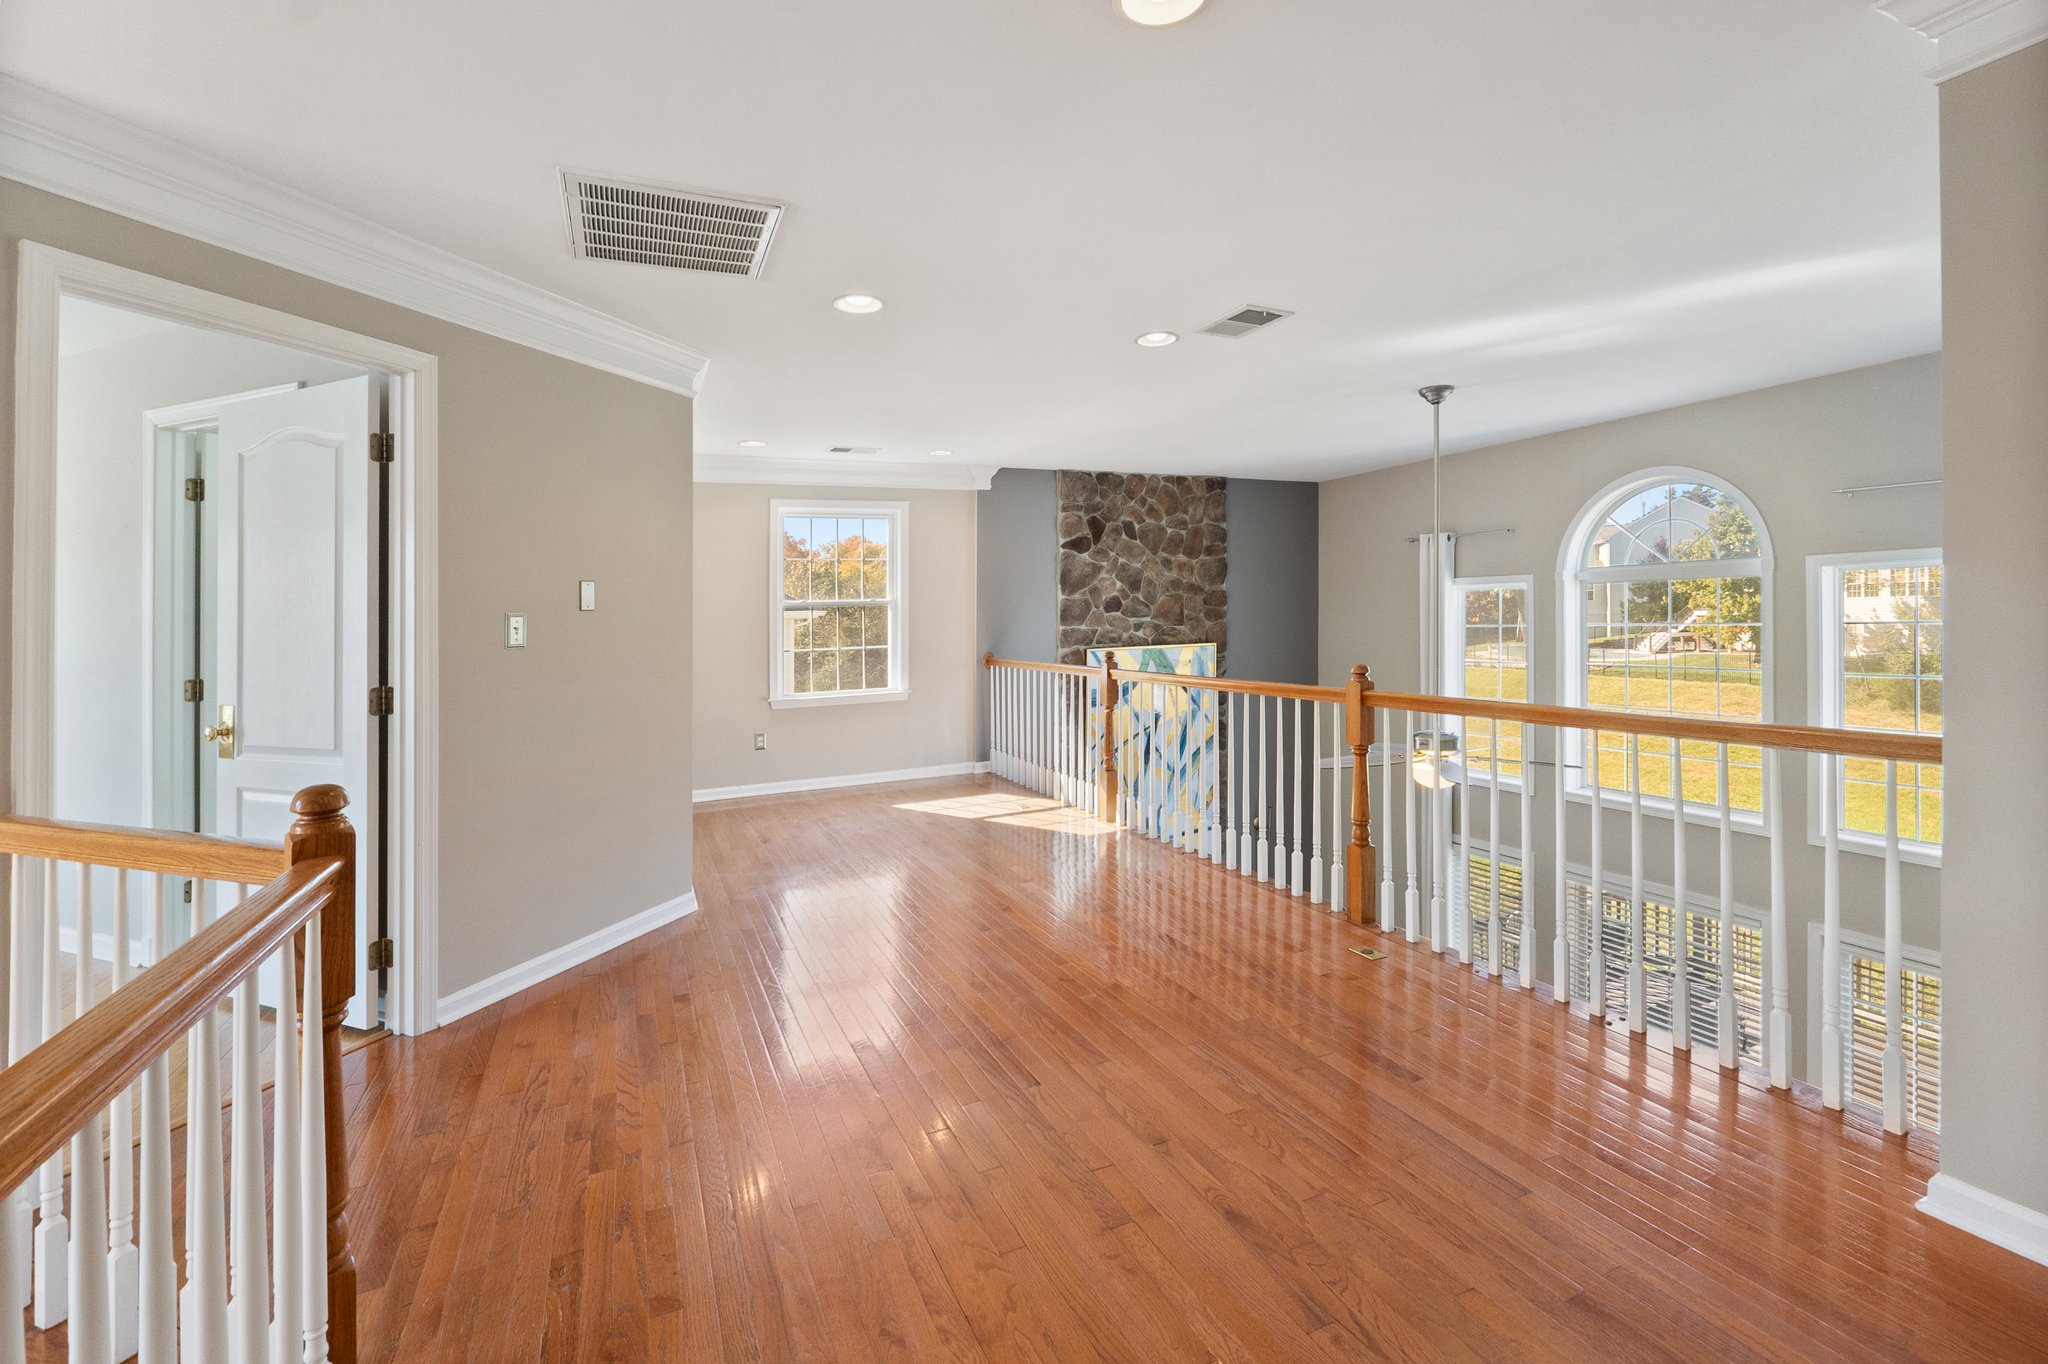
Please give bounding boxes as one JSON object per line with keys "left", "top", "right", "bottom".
{"left": 67, "top": 773, "right": 2038, "bottom": 1362}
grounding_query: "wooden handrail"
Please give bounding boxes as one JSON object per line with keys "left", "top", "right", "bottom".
{"left": 982, "top": 654, "right": 1344, "bottom": 703}
{"left": 983, "top": 654, "right": 1941, "bottom": 764}
{"left": 981, "top": 653, "right": 1096, "bottom": 678}
{"left": 0, "top": 816, "right": 285, "bottom": 884}
{"left": 0, "top": 856, "right": 341, "bottom": 1198}
{"left": 1364, "top": 689, "right": 1944, "bottom": 765}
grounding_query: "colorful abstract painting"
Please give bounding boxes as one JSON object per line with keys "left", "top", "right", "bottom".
{"left": 1087, "top": 644, "right": 1219, "bottom": 833}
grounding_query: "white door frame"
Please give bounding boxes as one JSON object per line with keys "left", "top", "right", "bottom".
{"left": 14, "top": 241, "right": 442, "bottom": 1035}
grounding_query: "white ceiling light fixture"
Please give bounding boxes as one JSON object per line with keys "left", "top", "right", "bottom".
{"left": 1135, "top": 331, "right": 1179, "bottom": 348}
{"left": 927, "top": 449, "right": 954, "bottom": 458}
{"left": 833, "top": 293, "right": 885, "bottom": 314}
{"left": 739, "top": 439, "right": 766, "bottom": 448}
{"left": 1118, "top": 0, "right": 1206, "bottom": 26}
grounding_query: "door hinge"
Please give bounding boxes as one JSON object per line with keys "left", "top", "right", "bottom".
{"left": 183, "top": 678, "right": 205, "bottom": 703}
{"left": 369, "top": 432, "right": 395, "bottom": 464}
{"left": 367, "top": 938, "right": 395, "bottom": 971}
{"left": 184, "top": 476, "right": 205, "bottom": 502}
{"left": 369, "top": 684, "right": 395, "bottom": 717}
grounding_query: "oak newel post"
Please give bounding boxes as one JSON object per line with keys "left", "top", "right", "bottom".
{"left": 1098, "top": 656, "right": 1120, "bottom": 825}
{"left": 285, "top": 785, "right": 357, "bottom": 1364}
{"left": 1345, "top": 666, "right": 1375, "bottom": 926}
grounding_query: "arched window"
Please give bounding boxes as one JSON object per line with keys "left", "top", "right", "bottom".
{"left": 1561, "top": 471, "right": 1771, "bottom": 812}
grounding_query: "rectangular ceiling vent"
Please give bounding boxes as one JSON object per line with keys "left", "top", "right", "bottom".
{"left": 1199, "top": 305, "right": 1295, "bottom": 338}
{"left": 827, "top": 446, "right": 882, "bottom": 456}
{"left": 562, "top": 170, "right": 784, "bottom": 277}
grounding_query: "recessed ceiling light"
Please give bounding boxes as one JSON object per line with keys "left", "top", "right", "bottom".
{"left": 1135, "top": 331, "right": 1179, "bottom": 347}
{"left": 833, "top": 293, "right": 885, "bottom": 314}
{"left": 928, "top": 449, "right": 954, "bottom": 458}
{"left": 738, "top": 439, "right": 766, "bottom": 448}
{"left": 1119, "top": 0, "right": 1205, "bottom": 26}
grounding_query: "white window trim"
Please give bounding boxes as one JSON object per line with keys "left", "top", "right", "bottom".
{"left": 767, "top": 499, "right": 911, "bottom": 709}
{"left": 1555, "top": 466, "right": 1776, "bottom": 833}
{"left": 1445, "top": 574, "right": 1534, "bottom": 793}
{"left": 1805, "top": 549, "right": 1943, "bottom": 867}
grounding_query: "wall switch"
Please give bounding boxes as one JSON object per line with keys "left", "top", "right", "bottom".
{"left": 579, "top": 580, "right": 596, "bottom": 612}
{"left": 505, "top": 613, "right": 527, "bottom": 648}
{"left": 753, "top": 733, "right": 768, "bottom": 751}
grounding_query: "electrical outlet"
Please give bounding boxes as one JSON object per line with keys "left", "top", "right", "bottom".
{"left": 505, "top": 613, "right": 527, "bottom": 648}
{"left": 753, "top": 733, "right": 768, "bottom": 751}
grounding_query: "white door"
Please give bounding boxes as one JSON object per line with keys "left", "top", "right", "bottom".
{"left": 209, "top": 377, "right": 376, "bottom": 1028}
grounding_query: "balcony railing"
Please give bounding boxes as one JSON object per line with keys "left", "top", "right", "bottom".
{"left": 984, "top": 654, "right": 1942, "bottom": 1135}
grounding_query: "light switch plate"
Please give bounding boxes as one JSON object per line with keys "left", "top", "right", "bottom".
{"left": 579, "top": 580, "right": 596, "bottom": 612}
{"left": 505, "top": 613, "right": 527, "bottom": 648}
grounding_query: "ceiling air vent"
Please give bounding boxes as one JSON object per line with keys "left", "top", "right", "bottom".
{"left": 562, "top": 171, "right": 784, "bottom": 277}
{"left": 1199, "top": 305, "right": 1295, "bottom": 338}
{"left": 827, "top": 446, "right": 882, "bottom": 456}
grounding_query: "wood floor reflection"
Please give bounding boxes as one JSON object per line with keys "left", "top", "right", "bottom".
{"left": 330, "top": 774, "right": 2048, "bottom": 1361}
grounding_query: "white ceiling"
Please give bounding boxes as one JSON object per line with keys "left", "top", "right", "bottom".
{"left": 0, "top": 1, "right": 1941, "bottom": 480}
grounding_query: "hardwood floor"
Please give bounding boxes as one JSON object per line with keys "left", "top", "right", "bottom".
{"left": 337, "top": 775, "right": 2048, "bottom": 1362}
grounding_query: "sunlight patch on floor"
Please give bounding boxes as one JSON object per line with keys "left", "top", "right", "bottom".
{"left": 893, "top": 793, "right": 1112, "bottom": 835}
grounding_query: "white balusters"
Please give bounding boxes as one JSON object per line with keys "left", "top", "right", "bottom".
{"left": 1518, "top": 725, "right": 1533, "bottom": 990}
{"left": 1310, "top": 701, "right": 1326, "bottom": 902}
{"left": 1376, "top": 706, "right": 1394, "bottom": 930}
{"left": 1271, "top": 700, "right": 1288, "bottom": 890}
{"left": 1881, "top": 761, "right": 1906, "bottom": 1134}
{"left": 69, "top": 867, "right": 113, "bottom": 1364}
{"left": 1716, "top": 746, "right": 1737, "bottom": 1070}
{"left": 7, "top": 855, "right": 36, "bottom": 1314}
{"left": 1453, "top": 746, "right": 1470, "bottom": 959}
{"left": 1238, "top": 694, "right": 1254, "bottom": 874}
{"left": 298, "top": 918, "right": 332, "bottom": 1364}
{"left": 1290, "top": 699, "right": 1306, "bottom": 895}
{"left": 1486, "top": 722, "right": 1502, "bottom": 979}
{"left": 183, "top": 917, "right": 230, "bottom": 1364}
{"left": 1223, "top": 694, "right": 1239, "bottom": 870}
{"left": 1552, "top": 728, "right": 1569, "bottom": 1002}
{"left": 1626, "top": 736, "right": 1646, "bottom": 1033}
{"left": 1819, "top": 753, "right": 1844, "bottom": 1110}
{"left": 1669, "top": 739, "right": 1690, "bottom": 1051}
{"left": 1429, "top": 738, "right": 1448, "bottom": 954}
{"left": 271, "top": 945, "right": 304, "bottom": 1364}
{"left": 1766, "top": 750, "right": 1791, "bottom": 1090}
{"left": 1588, "top": 740, "right": 1606, "bottom": 1020}
{"left": 1403, "top": 712, "right": 1420, "bottom": 944}
{"left": 139, "top": 880, "right": 176, "bottom": 1364}
{"left": 1255, "top": 696, "right": 1271, "bottom": 884}
{"left": 230, "top": 967, "right": 270, "bottom": 1364}
{"left": 109, "top": 871, "right": 139, "bottom": 1362}
{"left": 34, "top": 861, "right": 67, "bottom": 1328}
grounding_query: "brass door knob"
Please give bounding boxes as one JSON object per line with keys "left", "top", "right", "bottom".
{"left": 202, "top": 705, "right": 237, "bottom": 758}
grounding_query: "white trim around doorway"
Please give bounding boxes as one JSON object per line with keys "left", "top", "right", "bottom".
{"left": 13, "top": 241, "right": 443, "bottom": 1035}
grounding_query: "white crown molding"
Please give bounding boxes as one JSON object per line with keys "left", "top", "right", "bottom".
{"left": 694, "top": 453, "right": 998, "bottom": 491}
{"left": 0, "top": 74, "right": 710, "bottom": 395}
{"left": 1877, "top": 0, "right": 2048, "bottom": 82}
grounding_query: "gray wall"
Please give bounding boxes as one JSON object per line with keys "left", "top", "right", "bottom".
{"left": 1226, "top": 478, "right": 1319, "bottom": 685}
{"left": 1935, "top": 42, "right": 2048, "bottom": 1224}
{"left": 1318, "top": 356, "right": 1943, "bottom": 1083}
{"left": 1, "top": 178, "right": 697, "bottom": 1003}
{"left": 976, "top": 468, "right": 1058, "bottom": 664}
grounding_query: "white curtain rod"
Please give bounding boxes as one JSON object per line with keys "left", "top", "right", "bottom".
{"left": 1832, "top": 478, "right": 1942, "bottom": 496}
{"left": 1404, "top": 526, "right": 1515, "bottom": 544}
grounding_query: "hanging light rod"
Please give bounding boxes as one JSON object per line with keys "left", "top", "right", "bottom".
{"left": 1404, "top": 526, "right": 1515, "bottom": 544}
{"left": 1833, "top": 478, "right": 1942, "bottom": 496}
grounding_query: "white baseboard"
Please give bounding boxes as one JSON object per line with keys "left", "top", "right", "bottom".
{"left": 1919, "top": 1172, "right": 2048, "bottom": 1267}
{"left": 435, "top": 889, "right": 699, "bottom": 1027}
{"left": 693, "top": 760, "right": 990, "bottom": 804}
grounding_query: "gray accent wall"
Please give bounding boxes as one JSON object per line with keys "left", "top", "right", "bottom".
{"left": 976, "top": 467, "right": 1058, "bottom": 664}
{"left": 1226, "top": 478, "right": 1319, "bottom": 685}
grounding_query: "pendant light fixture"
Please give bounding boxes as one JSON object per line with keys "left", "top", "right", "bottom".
{"left": 1119, "top": 0, "right": 1206, "bottom": 26}
{"left": 1414, "top": 383, "right": 1463, "bottom": 789}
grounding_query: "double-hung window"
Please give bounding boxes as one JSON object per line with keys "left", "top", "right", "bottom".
{"left": 1447, "top": 578, "right": 1531, "bottom": 786}
{"left": 770, "top": 501, "right": 908, "bottom": 707}
{"left": 1809, "top": 551, "right": 1942, "bottom": 860}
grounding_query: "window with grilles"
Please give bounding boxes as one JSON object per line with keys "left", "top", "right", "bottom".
{"left": 1460, "top": 853, "right": 1525, "bottom": 975}
{"left": 1562, "top": 875, "right": 1765, "bottom": 1064}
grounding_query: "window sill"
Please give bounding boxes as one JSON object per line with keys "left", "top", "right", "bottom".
{"left": 1805, "top": 828, "right": 1942, "bottom": 869}
{"left": 1563, "top": 784, "right": 1770, "bottom": 837}
{"left": 769, "top": 687, "right": 910, "bottom": 711}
